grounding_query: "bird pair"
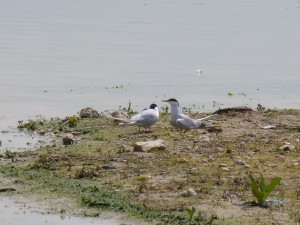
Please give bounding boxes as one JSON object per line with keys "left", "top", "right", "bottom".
{"left": 116, "top": 98, "right": 212, "bottom": 132}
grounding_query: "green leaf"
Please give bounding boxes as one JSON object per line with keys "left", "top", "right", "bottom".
{"left": 259, "top": 174, "right": 266, "bottom": 194}
{"left": 265, "top": 177, "right": 281, "bottom": 197}
{"left": 186, "top": 207, "right": 196, "bottom": 222}
{"left": 249, "top": 174, "right": 264, "bottom": 203}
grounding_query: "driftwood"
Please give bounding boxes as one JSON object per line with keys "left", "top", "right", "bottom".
{"left": 213, "top": 106, "right": 253, "bottom": 115}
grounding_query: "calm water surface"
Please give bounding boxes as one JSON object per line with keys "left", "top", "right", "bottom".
{"left": 0, "top": 197, "right": 120, "bottom": 225}
{"left": 1, "top": 0, "right": 300, "bottom": 125}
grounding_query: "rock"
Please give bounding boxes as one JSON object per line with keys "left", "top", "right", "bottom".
{"left": 219, "top": 164, "right": 230, "bottom": 171}
{"left": 198, "top": 135, "right": 210, "bottom": 142}
{"left": 180, "top": 188, "right": 197, "bottom": 197}
{"left": 37, "top": 130, "right": 46, "bottom": 135}
{"left": 235, "top": 160, "right": 250, "bottom": 168}
{"left": 111, "top": 111, "right": 128, "bottom": 119}
{"left": 79, "top": 107, "right": 100, "bottom": 118}
{"left": 221, "top": 167, "right": 230, "bottom": 172}
{"left": 133, "top": 139, "right": 166, "bottom": 152}
{"left": 119, "top": 144, "right": 133, "bottom": 153}
{"left": 63, "top": 133, "right": 77, "bottom": 145}
{"left": 215, "top": 147, "right": 224, "bottom": 152}
{"left": 213, "top": 106, "right": 253, "bottom": 115}
{"left": 262, "top": 125, "right": 276, "bottom": 129}
{"left": 279, "top": 144, "right": 295, "bottom": 151}
{"left": 219, "top": 163, "right": 228, "bottom": 168}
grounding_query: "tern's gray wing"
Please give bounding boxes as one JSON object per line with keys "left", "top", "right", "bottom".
{"left": 176, "top": 114, "right": 207, "bottom": 130}
{"left": 130, "top": 109, "right": 158, "bottom": 127}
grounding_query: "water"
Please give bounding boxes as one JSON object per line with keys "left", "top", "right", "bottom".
{"left": 0, "top": 197, "right": 120, "bottom": 225}
{"left": 1, "top": 0, "right": 300, "bottom": 125}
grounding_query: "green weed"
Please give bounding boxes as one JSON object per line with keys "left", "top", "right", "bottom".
{"left": 3, "top": 149, "right": 17, "bottom": 162}
{"left": 248, "top": 174, "right": 281, "bottom": 207}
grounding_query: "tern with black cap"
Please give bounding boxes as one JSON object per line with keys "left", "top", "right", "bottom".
{"left": 162, "top": 98, "right": 212, "bottom": 132}
{"left": 114, "top": 103, "right": 159, "bottom": 132}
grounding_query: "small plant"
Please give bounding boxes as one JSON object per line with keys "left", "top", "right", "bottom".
{"left": 3, "top": 149, "right": 17, "bottom": 162}
{"left": 17, "top": 119, "right": 44, "bottom": 130}
{"left": 118, "top": 101, "right": 135, "bottom": 117}
{"left": 73, "top": 166, "right": 96, "bottom": 179}
{"left": 68, "top": 115, "right": 78, "bottom": 127}
{"left": 185, "top": 208, "right": 217, "bottom": 225}
{"left": 248, "top": 173, "right": 281, "bottom": 207}
{"left": 33, "top": 153, "right": 54, "bottom": 169}
{"left": 186, "top": 207, "right": 196, "bottom": 222}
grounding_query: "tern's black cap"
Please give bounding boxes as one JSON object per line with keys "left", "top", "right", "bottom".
{"left": 149, "top": 103, "right": 158, "bottom": 109}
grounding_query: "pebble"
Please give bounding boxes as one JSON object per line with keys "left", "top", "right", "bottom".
{"left": 219, "top": 163, "right": 228, "bottom": 168}
{"left": 221, "top": 167, "right": 230, "bottom": 172}
{"left": 215, "top": 147, "right": 224, "bottom": 152}
{"left": 198, "top": 135, "right": 210, "bottom": 142}
{"left": 180, "top": 188, "right": 197, "bottom": 197}
{"left": 262, "top": 125, "right": 276, "bottom": 129}
{"left": 235, "top": 160, "right": 250, "bottom": 168}
{"left": 279, "top": 144, "right": 295, "bottom": 151}
{"left": 219, "top": 164, "right": 230, "bottom": 171}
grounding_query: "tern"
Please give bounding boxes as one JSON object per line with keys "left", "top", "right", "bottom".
{"left": 114, "top": 103, "right": 159, "bottom": 132}
{"left": 162, "top": 98, "right": 212, "bottom": 132}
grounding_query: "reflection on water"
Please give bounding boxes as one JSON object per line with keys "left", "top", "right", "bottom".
{"left": 0, "top": 198, "right": 119, "bottom": 225}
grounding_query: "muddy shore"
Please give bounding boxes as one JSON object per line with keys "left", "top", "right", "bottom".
{"left": 0, "top": 107, "right": 299, "bottom": 224}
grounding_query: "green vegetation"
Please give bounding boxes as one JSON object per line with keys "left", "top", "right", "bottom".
{"left": 248, "top": 174, "right": 281, "bottom": 207}
{"left": 2, "top": 149, "right": 17, "bottom": 162}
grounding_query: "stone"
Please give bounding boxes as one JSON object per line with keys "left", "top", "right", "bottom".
{"left": 180, "top": 188, "right": 197, "bottom": 197}
{"left": 119, "top": 144, "right": 133, "bottom": 153}
{"left": 262, "top": 125, "right": 276, "bottom": 129}
{"left": 111, "top": 111, "right": 128, "bottom": 119}
{"left": 133, "top": 139, "right": 166, "bottom": 152}
{"left": 219, "top": 163, "right": 228, "bottom": 168}
{"left": 198, "top": 135, "right": 210, "bottom": 142}
{"left": 221, "top": 167, "right": 230, "bottom": 172}
{"left": 279, "top": 144, "right": 295, "bottom": 151}
{"left": 79, "top": 107, "right": 100, "bottom": 118}
{"left": 63, "top": 133, "right": 76, "bottom": 145}
{"left": 235, "top": 160, "right": 250, "bottom": 168}
{"left": 215, "top": 147, "right": 224, "bottom": 152}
